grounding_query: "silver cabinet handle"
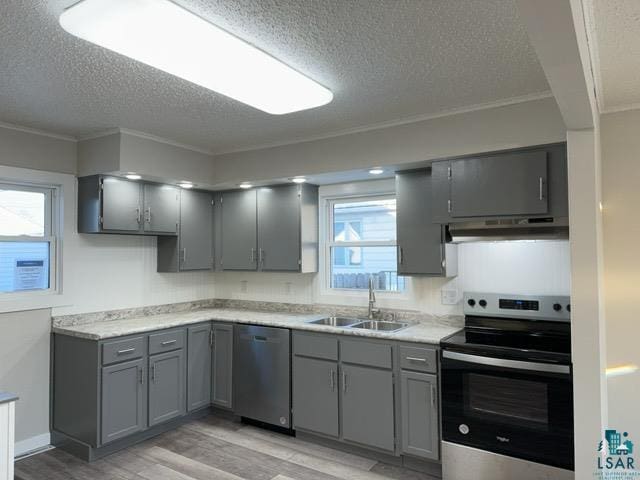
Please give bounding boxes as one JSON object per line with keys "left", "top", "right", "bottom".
{"left": 259, "top": 248, "right": 265, "bottom": 266}
{"left": 431, "top": 384, "right": 436, "bottom": 407}
{"left": 117, "top": 347, "right": 135, "bottom": 355}
{"left": 398, "top": 246, "right": 403, "bottom": 265}
{"left": 145, "top": 207, "right": 151, "bottom": 223}
{"left": 151, "top": 364, "right": 156, "bottom": 383}
{"left": 331, "top": 370, "right": 336, "bottom": 391}
{"left": 329, "top": 370, "right": 334, "bottom": 390}
{"left": 539, "top": 177, "right": 544, "bottom": 200}
{"left": 136, "top": 207, "right": 141, "bottom": 224}
{"left": 181, "top": 248, "right": 187, "bottom": 265}
{"left": 250, "top": 248, "right": 256, "bottom": 262}
{"left": 139, "top": 367, "right": 144, "bottom": 385}
{"left": 342, "top": 371, "right": 347, "bottom": 393}
{"left": 406, "top": 356, "right": 427, "bottom": 363}
{"left": 161, "top": 340, "right": 177, "bottom": 346}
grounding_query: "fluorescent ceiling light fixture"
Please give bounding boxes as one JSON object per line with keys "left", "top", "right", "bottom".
{"left": 178, "top": 182, "right": 194, "bottom": 189}
{"left": 291, "top": 177, "right": 307, "bottom": 184}
{"left": 369, "top": 168, "right": 385, "bottom": 175}
{"left": 59, "top": 0, "right": 333, "bottom": 114}
{"left": 239, "top": 183, "right": 253, "bottom": 189}
{"left": 125, "top": 173, "right": 141, "bottom": 180}
{"left": 606, "top": 364, "right": 639, "bottom": 377}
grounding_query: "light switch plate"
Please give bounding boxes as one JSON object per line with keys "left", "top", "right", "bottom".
{"left": 441, "top": 289, "right": 459, "bottom": 305}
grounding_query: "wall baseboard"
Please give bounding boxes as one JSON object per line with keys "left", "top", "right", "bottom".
{"left": 14, "top": 433, "right": 50, "bottom": 458}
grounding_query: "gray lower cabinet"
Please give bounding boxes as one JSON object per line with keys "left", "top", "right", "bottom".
{"left": 101, "top": 358, "right": 146, "bottom": 445}
{"left": 187, "top": 324, "right": 212, "bottom": 411}
{"left": 148, "top": 349, "right": 186, "bottom": 427}
{"left": 400, "top": 371, "right": 439, "bottom": 460}
{"left": 212, "top": 323, "right": 233, "bottom": 409}
{"left": 292, "top": 356, "right": 339, "bottom": 437}
{"left": 341, "top": 364, "right": 395, "bottom": 452}
{"left": 396, "top": 169, "right": 455, "bottom": 276}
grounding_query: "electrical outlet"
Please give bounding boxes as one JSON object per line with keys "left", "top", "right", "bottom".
{"left": 284, "top": 282, "right": 293, "bottom": 295}
{"left": 441, "top": 289, "right": 459, "bottom": 305}
{"left": 240, "top": 280, "right": 248, "bottom": 293}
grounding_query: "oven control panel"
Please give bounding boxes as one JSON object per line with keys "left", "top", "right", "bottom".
{"left": 463, "top": 292, "right": 571, "bottom": 321}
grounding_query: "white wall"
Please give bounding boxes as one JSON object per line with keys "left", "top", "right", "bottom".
{"left": 601, "top": 109, "right": 640, "bottom": 439}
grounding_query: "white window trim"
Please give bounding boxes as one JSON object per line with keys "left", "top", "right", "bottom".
{"left": 0, "top": 165, "right": 72, "bottom": 313}
{"left": 317, "top": 179, "right": 411, "bottom": 304}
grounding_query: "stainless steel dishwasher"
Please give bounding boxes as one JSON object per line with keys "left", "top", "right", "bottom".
{"left": 233, "top": 324, "right": 291, "bottom": 429}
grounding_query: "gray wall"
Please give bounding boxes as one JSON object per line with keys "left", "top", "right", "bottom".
{"left": 212, "top": 97, "right": 566, "bottom": 184}
{"left": 0, "top": 126, "right": 77, "bottom": 174}
{"left": 0, "top": 309, "right": 51, "bottom": 448}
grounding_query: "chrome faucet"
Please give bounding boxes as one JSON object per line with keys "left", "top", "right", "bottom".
{"left": 368, "top": 277, "right": 380, "bottom": 319}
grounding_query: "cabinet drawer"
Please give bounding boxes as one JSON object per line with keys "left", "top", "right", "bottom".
{"left": 293, "top": 332, "right": 338, "bottom": 361}
{"left": 149, "top": 329, "right": 186, "bottom": 355}
{"left": 400, "top": 345, "right": 437, "bottom": 373}
{"left": 102, "top": 336, "right": 145, "bottom": 365}
{"left": 341, "top": 339, "right": 392, "bottom": 369}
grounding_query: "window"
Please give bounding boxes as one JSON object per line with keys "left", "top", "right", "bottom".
{"left": 0, "top": 183, "right": 56, "bottom": 293}
{"left": 327, "top": 196, "right": 405, "bottom": 292}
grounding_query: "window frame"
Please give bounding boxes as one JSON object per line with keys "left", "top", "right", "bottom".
{"left": 324, "top": 193, "right": 405, "bottom": 295}
{"left": 0, "top": 180, "right": 59, "bottom": 296}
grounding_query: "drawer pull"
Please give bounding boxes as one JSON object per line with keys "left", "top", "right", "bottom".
{"left": 161, "top": 340, "right": 177, "bottom": 346}
{"left": 406, "top": 356, "right": 427, "bottom": 363}
{"left": 117, "top": 348, "right": 135, "bottom": 355}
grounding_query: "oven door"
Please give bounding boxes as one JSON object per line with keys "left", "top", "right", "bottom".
{"left": 441, "top": 350, "right": 574, "bottom": 470}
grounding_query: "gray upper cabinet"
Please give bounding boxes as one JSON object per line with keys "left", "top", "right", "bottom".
{"left": 142, "top": 184, "right": 179, "bottom": 235}
{"left": 187, "top": 323, "right": 212, "bottom": 411}
{"left": 257, "top": 185, "right": 302, "bottom": 271}
{"left": 157, "top": 189, "right": 214, "bottom": 272}
{"left": 221, "top": 184, "right": 318, "bottom": 272}
{"left": 78, "top": 175, "right": 179, "bottom": 235}
{"left": 396, "top": 170, "right": 456, "bottom": 276}
{"left": 211, "top": 323, "right": 233, "bottom": 409}
{"left": 220, "top": 189, "right": 258, "bottom": 270}
{"left": 341, "top": 364, "right": 395, "bottom": 452}
{"left": 432, "top": 144, "right": 568, "bottom": 223}
{"left": 101, "top": 358, "right": 146, "bottom": 445}
{"left": 400, "top": 371, "right": 439, "bottom": 461}
{"left": 292, "top": 355, "right": 339, "bottom": 438}
{"left": 148, "top": 349, "right": 186, "bottom": 427}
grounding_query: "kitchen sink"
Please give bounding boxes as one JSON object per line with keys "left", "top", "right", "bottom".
{"left": 307, "top": 316, "right": 361, "bottom": 327}
{"left": 350, "top": 320, "right": 409, "bottom": 332}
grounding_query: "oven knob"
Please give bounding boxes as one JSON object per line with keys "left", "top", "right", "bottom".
{"left": 459, "top": 424, "right": 470, "bottom": 435}
{"left": 467, "top": 299, "right": 476, "bottom": 307}
{"left": 567, "top": 304, "right": 571, "bottom": 312}
{"left": 553, "top": 303, "right": 562, "bottom": 312}
{"left": 479, "top": 299, "right": 487, "bottom": 308}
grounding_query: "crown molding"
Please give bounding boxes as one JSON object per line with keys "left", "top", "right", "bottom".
{"left": 0, "top": 121, "right": 76, "bottom": 142}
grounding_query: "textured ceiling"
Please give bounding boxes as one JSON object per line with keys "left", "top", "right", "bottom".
{"left": 0, "top": 0, "right": 549, "bottom": 153}
{"left": 587, "top": 0, "right": 640, "bottom": 113}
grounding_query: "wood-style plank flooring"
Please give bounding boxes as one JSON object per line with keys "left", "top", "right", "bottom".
{"left": 15, "top": 415, "right": 439, "bottom": 480}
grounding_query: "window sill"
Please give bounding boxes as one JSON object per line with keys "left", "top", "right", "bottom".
{"left": 0, "top": 291, "right": 71, "bottom": 314}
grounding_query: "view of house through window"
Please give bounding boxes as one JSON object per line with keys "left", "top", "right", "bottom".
{"left": 329, "top": 196, "right": 406, "bottom": 292}
{"left": 0, "top": 183, "right": 54, "bottom": 293}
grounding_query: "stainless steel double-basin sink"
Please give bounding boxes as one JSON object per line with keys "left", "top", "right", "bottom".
{"left": 307, "top": 316, "right": 409, "bottom": 332}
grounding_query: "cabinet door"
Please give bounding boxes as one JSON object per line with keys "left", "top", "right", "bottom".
{"left": 101, "top": 177, "right": 142, "bottom": 232}
{"left": 341, "top": 364, "right": 395, "bottom": 451}
{"left": 187, "top": 324, "right": 212, "bottom": 411}
{"left": 450, "top": 151, "right": 548, "bottom": 217}
{"left": 148, "top": 349, "right": 186, "bottom": 427}
{"left": 401, "top": 371, "right": 439, "bottom": 460}
{"left": 101, "top": 358, "right": 145, "bottom": 445}
{"left": 292, "top": 356, "right": 339, "bottom": 437}
{"left": 396, "top": 170, "right": 445, "bottom": 275}
{"left": 212, "top": 323, "right": 233, "bottom": 409}
{"left": 143, "top": 184, "right": 179, "bottom": 234}
{"left": 180, "top": 190, "right": 214, "bottom": 270}
{"left": 221, "top": 190, "right": 257, "bottom": 270}
{"left": 257, "top": 185, "right": 301, "bottom": 271}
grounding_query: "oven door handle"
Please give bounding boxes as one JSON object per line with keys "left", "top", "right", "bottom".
{"left": 442, "top": 350, "right": 570, "bottom": 374}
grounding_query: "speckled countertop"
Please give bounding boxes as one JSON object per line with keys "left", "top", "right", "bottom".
{"left": 52, "top": 306, "right": 462, "bottom": 345}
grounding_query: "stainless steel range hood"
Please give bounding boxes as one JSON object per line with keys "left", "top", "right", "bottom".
{"left": 448, "top": 217, "right": 569, "bottom": 243}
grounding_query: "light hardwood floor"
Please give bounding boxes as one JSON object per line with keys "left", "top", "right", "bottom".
{"left": 15, "top": 415, "right": 439, "bottom": 480}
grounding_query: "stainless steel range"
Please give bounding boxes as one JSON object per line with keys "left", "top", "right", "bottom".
{"left": 440, "top": 292, "right": 574, "bottom": 480}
